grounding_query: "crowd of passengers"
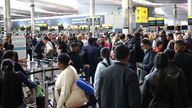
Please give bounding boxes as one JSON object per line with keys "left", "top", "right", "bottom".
{"left": 0, "top": 29, "right": 191, "bottom": 108}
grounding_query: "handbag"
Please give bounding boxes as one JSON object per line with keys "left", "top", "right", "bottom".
{"left": 22, "top": 84, "right": 36, "bottom": 105}
{"left": 57, "top": 81, "right": 88, "bottom": 108}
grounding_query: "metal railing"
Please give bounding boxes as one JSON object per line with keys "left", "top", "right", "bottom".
{"left": 26, "top": 58, "right": 58, "bottom": 108}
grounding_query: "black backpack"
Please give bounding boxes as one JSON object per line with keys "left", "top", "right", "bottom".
{"left": 101, "top": 61, "right": 110, "bottom": 67}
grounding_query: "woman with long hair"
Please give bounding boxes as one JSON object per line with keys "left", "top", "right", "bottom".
{"left": 3, "top": 50, "right": 28, "bottom": 77}
{"left": 141, "top": 53, "right": 182, "bottom": 108}
{"left": 0, "top": 59, "right": 36, "bottom": 108}
{"left": 3, "top": 36, "right": 14, "bottom": 51}
{"left": 94, "top": 47, "right": 113, "bottom": 97}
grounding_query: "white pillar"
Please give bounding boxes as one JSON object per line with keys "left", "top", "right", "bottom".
{"left": 173, "top": 4, "right": 177, "bottom": 26}
{"left": 122, "top": 0, "right": 129, "bottom": 34}
{"left": 90, "top": 0, "right": 95, "bottom": 37}
{"left": 3, "top": 0, "right": 11, "bottom": 34}
{"left": 30, "top": 0, "right": 35, "bottom": 35}
{"left": 129, "top": 0, "right": 133, "bottom": 34}
{"left": 188, "top": 0, "right": 192, "bottom": 31}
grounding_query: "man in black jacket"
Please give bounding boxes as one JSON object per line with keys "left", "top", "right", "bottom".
{"left": 83, "top": 38, "right": 99, "bottom": 84}
{"left": 68, "top": 42, "right": 84, "bottom": 74}
{"left": 98, "top": 44, "right": 141, "bottom": 108}
{"left": 159, "top": 30, "right": 169, "bottom": 51}
{"left": 34, "top": 39, "right": 45, "bottom": 59}
{"left": 174, "top": 40, "right": 192, "bottom": 104}
{"left": 126, "top": 32, "right": 144, "bottom": 71}
{"left": 141, "top": 53, "right": 182, "bottom": 108}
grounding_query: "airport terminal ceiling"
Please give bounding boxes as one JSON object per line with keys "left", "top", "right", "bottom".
{"left": 0, "top": 0, "right": 79, "bottom": 19}
{"left": 0, "top": 0, "right": 189, "bottom": 21}
{"left": 146, "top": 0, "right": 187, "bottom": 3}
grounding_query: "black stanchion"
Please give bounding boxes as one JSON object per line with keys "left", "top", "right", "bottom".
{"left": 44, "top": 82, "right": 49, "bottom": 108}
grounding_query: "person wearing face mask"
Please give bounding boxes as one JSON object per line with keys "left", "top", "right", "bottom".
{"left": 137, "top": 39, "right": 156, "bottom": 82}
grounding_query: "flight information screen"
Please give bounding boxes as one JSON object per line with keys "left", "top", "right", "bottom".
{"left": 188, "top": 18, "right": 192, "bottom": 25}
{"left": 148, "top": 20, "right": 156, "bottom": 26}
{"left": 156, "top": 20, "right": 164, "bottom": 26}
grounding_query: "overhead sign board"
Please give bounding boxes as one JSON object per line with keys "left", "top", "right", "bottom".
{"left": 86, "top": 16, "right": 101, "bottom": 25}
{"left": 148, "top": 18, "right": 156, "bottom": 26}
{"left": 86, "top": 18, "right": 92, "bottom": 25}
{"left": 0, "top": 15, "right": 105, "bottom": 28}
{"left": 148, "top": 17, "right": 165, "bottom": 26}
{"left": 156, "top": 18, "right": 164, "bottom": 26}
{"left": 136, "top": 7, "right": 148, "bottom": 23}
{"left": 188, "top": 16, "right": 192, "bottom": 25}
{"left": 94, "top": 17, "right": 100, "bottom": 25}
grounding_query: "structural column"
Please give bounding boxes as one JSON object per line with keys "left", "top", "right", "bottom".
{"left": 173, "top": 4, "right": 177, "bottom": 27}
{"left": 188, "top": 0, "right": 192, "bottom": 31}
{"left": 31, "top": 0, "right": 35, "bottom": 35}
{"left": 129, "top": 0, "right": 133, "bottom": 34}
{"left": 90, "top": 0, "right": 95, "bottom": 37}
{"left": 3, "top": 0, "right": 11, "bottom": 34}
{"left": 122, "top": 0, "right": 129, "bottom": 34}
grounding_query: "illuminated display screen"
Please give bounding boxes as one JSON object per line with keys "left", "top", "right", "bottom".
{"left": 148, "top": 20, "right": 156, "bottom": 26}
{"left": 188, "top": 18, "right": 192, "bottom": 25}
{"left": 156, "top": 20, "right": 164, "bottom": 26}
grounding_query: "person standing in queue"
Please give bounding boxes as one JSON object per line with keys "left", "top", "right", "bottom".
{"left": 142, "top": 53, "right": 182, "bottom": 108}
{"left": 34, "top": 39, "right": 45, "bottom": 59}
{"left": 42, "top": 36, "right": 54, "bottom": 59}
{"left": 94, "top": 47, "right": 113, "bottom": 97}
{"left": 3, "top": 34, "right": 14, "bottom": 51}
{"left": 164, "top": 49, "right": 191, "bottom": 108}
{"left": 0, "top": 59, "right": 36, "bottom": 108}
{"left": 83, "top": 38, "right": 99, "bottom": 84}
{"left": 68, "top": 42, "right": 84, "bottom": 74}
{"left": 137, "top": 39, "right": 156, "bottom": 82}
{"left": 174, "top": 40, "right": 192, "bottom": 105}
{"left": 54, "top": 53, "right": 87, "bottom": 108}
{"left": 98, "top": 44, "right": 141, "bottom": 108}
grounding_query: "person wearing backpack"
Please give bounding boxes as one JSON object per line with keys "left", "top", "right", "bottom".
{"left": 94, "top": 47, "right": 113, "bottom": 97}
{"left": 141, "top": 53, "right": 182, "bottom": 108}
{"left": 164, "top": 49, "right": 191, "bottom": 108}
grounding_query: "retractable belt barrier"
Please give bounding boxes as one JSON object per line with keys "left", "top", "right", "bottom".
{"left": 27, "top": 68, "right": 59, "bottom": 75}
{"left": 27, "top": 58, "right": 58, "bottom": 79}
{"left": 26, "top": 58, "right": 58, "bottom": 108}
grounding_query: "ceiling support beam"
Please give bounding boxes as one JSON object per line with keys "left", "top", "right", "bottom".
{"left": 188, "top": 0, "right": 192, "bottom": 31}
{"left": 173, "top": 4, "right": 177, "bottom": 26}
{"left": 3, "top": 0, "right": 11, "bottom": 34}
{"left": 30, "top": 0, "right": 35, "bottom": 36}
{"left": 90, "top": 0, "right": 95, "bottom": 37}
